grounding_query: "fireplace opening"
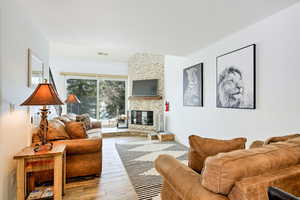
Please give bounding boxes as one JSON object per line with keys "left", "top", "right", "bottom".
{"left": 131, "top": 110, "right": 153, "bottom": 126}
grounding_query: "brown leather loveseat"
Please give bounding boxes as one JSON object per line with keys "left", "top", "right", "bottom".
{"left": 155, "top": 137, "right": 300, "bottom": 200}
{"left": 31, "top": 116, "right": 102, "bottom": 184}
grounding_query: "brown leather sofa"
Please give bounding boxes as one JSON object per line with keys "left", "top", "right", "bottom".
{"left": 155, "top": 136, "right": 300, "bottom": 200}
{"left": 31, "top": 116, "right": 102, "bottom": 184}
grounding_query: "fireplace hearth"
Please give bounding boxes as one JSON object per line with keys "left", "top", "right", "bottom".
{"left": 131, "top": 110, "right": 153, "bottom": 126}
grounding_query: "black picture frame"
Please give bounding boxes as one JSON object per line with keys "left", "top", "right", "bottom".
{"left": 49, "top": 67, "right": 63, "bottom": 116}
{"left": 183, "top": 63, "right": 204, "bottom": 107}
{"left": 216, "top": 44, "right": 256, "bottom": 109}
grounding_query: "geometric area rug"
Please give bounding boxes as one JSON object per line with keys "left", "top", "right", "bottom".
{"left": 116, "top": 140, "right": 188, "bottom": 200}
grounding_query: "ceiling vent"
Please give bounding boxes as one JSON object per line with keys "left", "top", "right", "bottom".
{"left": 97, "top": 52, "right": 109, "bottom": 56}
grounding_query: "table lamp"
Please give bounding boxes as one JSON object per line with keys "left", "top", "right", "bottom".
{"left": 21, "top": 81, "right": 64, "bottom": 151}
{"left": 65, "top": 94, "right": 80, "bottom": 114}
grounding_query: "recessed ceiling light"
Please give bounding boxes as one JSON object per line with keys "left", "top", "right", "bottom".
{"left": 97, "top": 52, "right": 109, "bottom": 56}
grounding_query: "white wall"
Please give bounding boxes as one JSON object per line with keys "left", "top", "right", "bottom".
{"left": 0, "top": 3, "right": 4, "bottom": 197}
{"left": 165, "top": 2, "right": 300, "bottom": 147}
{"left": 0, "top": 0, "right": 49, "bottom": 199}
{"left": 50, "top": 56, "right": 128, "bottom": 104}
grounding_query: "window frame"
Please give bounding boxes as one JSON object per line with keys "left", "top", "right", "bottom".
{"left": 64, "top": 75, "right": 128, "bottom": 120}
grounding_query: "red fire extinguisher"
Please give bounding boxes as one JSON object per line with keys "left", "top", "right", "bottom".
{"left": 165, "top": 101, "right": 169, "bottom": 112}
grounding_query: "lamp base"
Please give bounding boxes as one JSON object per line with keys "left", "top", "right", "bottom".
{"left": 33, "top": 143, "right": 53, "bottom": 152}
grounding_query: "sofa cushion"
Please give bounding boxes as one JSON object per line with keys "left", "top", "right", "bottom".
{"left": 47, "top": 120, "right": 70, "bottom": 141}
{"left": 201, "top": 141, "right": 300, "bottom": 195}
{"left": 228, "top": 165, "right": 300, "bottom": 200}
{"left": 265, "top": 133, "right": 300, "bottom": 145}
{"left": 65, "top": 122, "right": 88, "bottom": 139}
{"left": 188, "top": 135, "right": 247, "bottom": 173}
{"left": 76, "top": 114, "right": 92, "bottom": 129}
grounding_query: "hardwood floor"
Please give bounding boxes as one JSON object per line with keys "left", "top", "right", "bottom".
{"left": 63, "top": 137, "right": 146, "bottom": 200}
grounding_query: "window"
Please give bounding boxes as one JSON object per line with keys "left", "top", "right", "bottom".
{"left": 66, "top": 79, "right": 97, "bottom": 118}
{"left": 98, "top": 80, "right": 125, "bottom": 120}
{"left": 66, "top": 77, "right": 126, "bottom": 122}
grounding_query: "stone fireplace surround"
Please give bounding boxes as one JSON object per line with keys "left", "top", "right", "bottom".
{"left": 128, "top": 53, "right": 164, "bottom": 132}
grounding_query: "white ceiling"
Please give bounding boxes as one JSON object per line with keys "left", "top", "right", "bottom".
{"left": 18, "top": 0, "right": 300, "bottom": 62}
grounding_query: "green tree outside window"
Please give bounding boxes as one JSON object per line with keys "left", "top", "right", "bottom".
{"left": 66, "top": 79, "right": 125, "bottom": 120}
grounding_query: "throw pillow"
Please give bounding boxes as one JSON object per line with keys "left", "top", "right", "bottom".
{"left": 47, "top": 120, "right": 70, "bottom": 141}
{"left": 53, "top": 116, "right": 72, "bottom": 124}
{"left": 188, "top": 135, "right": 247, "bottom": 174}
{"left": 91, "top": 120, "right": 101, "bottom": 129}
{"left": 76, "top": 114, "right": 92, "bottom": 130}
{"left": 65, "top": 121, "right": 88, "bottom": 139}
{"left": 265, "top": 133, "right": 300, "bottom": 145}
{"left": 62, "top": 113, "right": 77, "bottom": 121}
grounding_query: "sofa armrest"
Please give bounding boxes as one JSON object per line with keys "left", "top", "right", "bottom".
{"left": 155, "top": 155, "right": 228, "bottom": 200}
{"left": 91, "top": 121, "right": 101, "bottom": 129}
{"left": 53, "top": 138, "right": 102, "bottom": 155}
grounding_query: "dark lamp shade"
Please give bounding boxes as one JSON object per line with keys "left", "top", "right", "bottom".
{"left": 21, "top": 83, "right": 64, "bottom": 106}
{"left": 65, "top": 94, "right": 80, "bottom": 104}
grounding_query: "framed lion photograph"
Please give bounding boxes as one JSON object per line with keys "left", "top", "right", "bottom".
{"left": 216, "top": 44, "right": 256, "bottom": 109}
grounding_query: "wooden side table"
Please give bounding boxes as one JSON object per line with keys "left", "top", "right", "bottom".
{"left": 158, "top": 132, "right": 175, "bottom": 142}
{"left": 148, "top": 132, "right": 159, "bottom": 140}
{"left": 14, "top": 144, "right": 66, "bottom": 200}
